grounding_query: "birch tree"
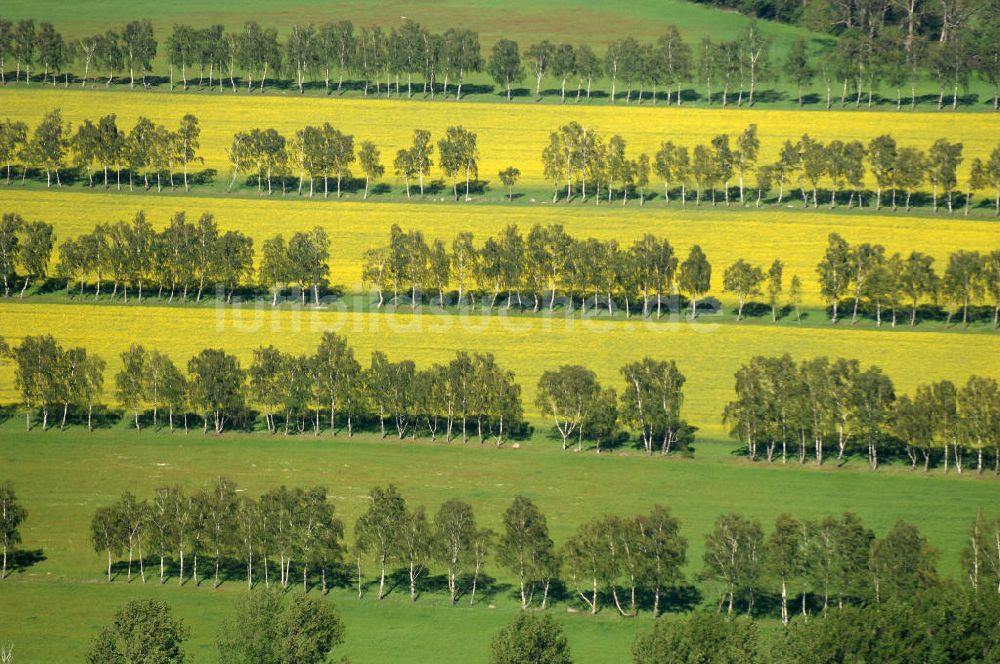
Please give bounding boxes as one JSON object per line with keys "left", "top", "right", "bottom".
{"left": 0, "top": 483, "right": 27, "bottom": 580}
{"left": 498, "top": 166, "right": 520, "bottom": 201}
{"left": 927, "top": 139, "right": 964, "bottom": 213}
{"left": 526, "top": 40, "right": 553, "bottom": 98}
{"left": 742, "top": 20, "right": 771, "bottom": 107}
{"left": 635, "top": 505, "right": 687, "bottom": 618}
{"left": 817, "top": 233, "right": 851, "bottom": 323}
{"left": 488, "top": 39, "right": 523, "bottom": 101}
{"left": 166, "top": 25, "right": 196, "bottom": 90}
{"left": 958, "top": 375, "right": 1000, "bottom": 473}
{"left": 409, "top": 129, "right": 433, "bottom": 196}
{"left": 702, "top": 513, "right": 763, "bottom": 615}
{"left": 354, "top": 484, "right": 407, "bottom": 600}
{"left": 766, "top": 259, "right": 783, "bottom": 322}
{"left": 722, "top": 258, "right": 764, "bottom": 321}
{"left": 187, "top": 349, "right": 246, "bottom": 434}
{"left": 942, "top": 249, "right": 983, "bottom": 326}
{"left": 766, "top": 513, "right": 802, "bottom": 625}
{"left": 30, "top": 108, "right": 68, "bottom": 187}
{"left": 314, "top": 331, "right": 361, "bottom": 436}
{"left": 357, "top": 140, "right": 383, "bottom": 199}
{"left": 619, "top": 358, "right": 686, "bottom": 456}
{"left": 176, "top": 114, "right": 201, "bottom": 191}
{"left": 867, "top": 134, "right": 897, "bottom": 210}
{"left": 0, "top": 120, "right": 28, "bottom": 185}
{"left": 286, "top": 24, "right": 316, "bottom": 95}
{"left": 679, "top": 244, "right": 711, "bottom": 318}
{"left": 734, "top": 124, "right": 759, "bottom": 205}
{"left": 121, "top": 19, "right": 157, "bottom": 88}
{"left": 497, "top": 495, "right": 553, "bottom": 609}
{"left": 535, "top": 365, "right": 600, "bottom": 451}
{"left": 116, "top": 344, "right": 148, "bottom": 431}
{"left": 433, "top": 499, "right": 477, "bottom": 605}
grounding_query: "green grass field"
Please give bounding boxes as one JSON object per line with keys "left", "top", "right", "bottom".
{"left": 0, "top": 425, "right": 998, "bottom": 662}
{"left": 2, "top": 0, "right": 816, "bottom": 52}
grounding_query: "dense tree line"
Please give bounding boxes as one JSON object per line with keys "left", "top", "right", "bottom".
{"left": 90, "top": 480, "right": 344, "bottom": 590}
{"left": 245, "top": 337, "right": 523, "bottom": 444}
{"left": 632, "top": 585, "right": 1000, "bottom": 664}
{"left": 88, "top": 482, "right": 1000, "bottom": 625}
{"left": 362, "top": 224, "right": 1000, "bottom": 327}
{"left": 0, "top": 111, "right": 202, "bottom": 190}
{"left": 817, "top": 233, "right": 1000, "bottom": 326}
{"left": 362, "top": 224, "right": 714, "bottom": 316}
{"left": 724, "top": 354, "right": 1000, "bottom": 473}
{"left": 536, "top": 361, "right": 690, "bottom": 456}
{"left": 693, "top": 0, "right": 1000, "bottom": 110}
{"left": 7, "top": 211, "right": 1000, "bottom": 329}
{"left": 74, "top": 552, "right": 1000, "bottom": 663}
{"left": 0, "top": 333, "right": 105, "bottom": 431}
{"left": 1, "top": 12, "right": 998, "bottom": 110}
{"left": 88, "top": 481, "right": 496, "bottom": 602}
{"left": 1, "top": 332, "right": 525, "bottom": 443}
{"left": 0, "top": 211, "right": 331, "bottom": 304}
{"left": 542, "top": 122, "right": 1000, "bottom": 215}
{"left": 227, "top": 124, "right": 479, "bottom": 200}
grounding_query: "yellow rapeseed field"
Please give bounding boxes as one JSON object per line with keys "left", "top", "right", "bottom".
{"left": 2, "top": 302, "right": 996, "bottom": 438}
{"left": 2, "top": 88, "right": 999, "bottom": 189}
{"left": 2, "top": 189, "right": 997, "bottom": 309}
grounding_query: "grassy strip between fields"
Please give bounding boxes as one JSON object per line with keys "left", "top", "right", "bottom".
{"left": 9, "top": 290, "right": 1000, "bottom": 335}
{"left": 6, "top": 165, "right": 1000, "bottom": 219}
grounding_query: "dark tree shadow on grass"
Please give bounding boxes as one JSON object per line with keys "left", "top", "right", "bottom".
{"left": 457, "top": 572, "right": 511, "bottom": 605}
{"left": 189, "top": 169, "right": 217, "bottom": 186}
{"left": 6, "top": 549, "right": 46, "bottom": 576}
{"left": 659, "top": 584, "right": 702, "bottom": 613}
{"left": 736, "top": 301, "right": 773, "bottom": 319}
{"left": 750, "top": 89, "right": 785, "bottom": 105}
{"left": 365, "top": 182, "right": 392, "bottom": 197}
{"left": 695, "top": 296, "right": 722, "bottom": 317}
{"left": 0, "top": 404, "right": 18, "bottom": 426}
{"left": 461, "top": 83, "right": 494, "bottom": 96}
{"left": 799, "top": 93, "right": 822, "bottom": 106}
{"left": 419, "top": 572, "right": 451, "bottom": 595}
